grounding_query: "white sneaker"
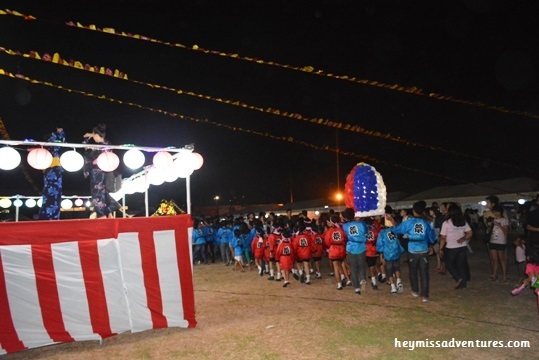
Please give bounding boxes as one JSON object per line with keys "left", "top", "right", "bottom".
{"left": 422, "top": 297, "right": 429, "bottom": 303}
{"left": 411, "top": 291, "right": 419, "bottom": 297}
{"left": 397, "top": 283, "right": 404, "bottom": 293}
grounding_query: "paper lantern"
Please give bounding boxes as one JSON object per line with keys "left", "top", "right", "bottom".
{"left": 0, "top": 198, "right": 12, "bottom": 208}
{"left": 27, "top": 148, "right": 53, "bottom": 170}
{"left": 173, "top": 154, "right": 194, "bottom": 178}
{"left": 147, "top": 167, "right": 165, "bottom": 186}
{"left": 13, "top": 199, "right": 23, "bottom": 208}
{"left": 60, "top": 150, "right": 84, "bottom": 172}
{"left": 60, "top": 199, "right": 73, "bottom": 209}
{"left": 97, "top": 151, "right": 120, "bottom": 172}
{"left": 25, "top": 198, "right": 37, "bottom": 208}
{"left": 37, "top": 198, "right": 43, "bottom": 207}
{"left": 153, "top": 151, "right": 173, "bottom": 168}
{"left": 123, "top": 149, "right": 145, "bottom": 169}
{"left": 74, "top": 198, "right": 84, "bottom": 207}
{"left": 164, "top": 167, "right": 179, "bottom": 183}
{"left": 0, "top": 147, "right": 21, "bottom": 170}
{"left": 190, "top": 152, "right": 204, "bottom": 170}
{"left": 344, "top": 163, "right": 387, "bottom": 218}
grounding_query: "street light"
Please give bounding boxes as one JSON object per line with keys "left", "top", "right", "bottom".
{"left": 214, "top": 195, "right": 220, "bottom": 217}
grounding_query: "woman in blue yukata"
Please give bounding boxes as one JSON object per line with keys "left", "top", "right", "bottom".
{"left": 38, "top": 127, "right": 66, "bottom": 220}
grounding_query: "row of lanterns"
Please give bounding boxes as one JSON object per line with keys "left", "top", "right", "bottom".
{"left": 0, "top": 197, "right": 91, "bottom": 209}
{"left": 0, "top": 146, "right": 203, "bottom": 173}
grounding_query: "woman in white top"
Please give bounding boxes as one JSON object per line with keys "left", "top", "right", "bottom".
{"left": 439, "top": 203, "right": 473, "bottom": 289}
{"left": 488, "top": 205, "right": 509, "bottom": 282}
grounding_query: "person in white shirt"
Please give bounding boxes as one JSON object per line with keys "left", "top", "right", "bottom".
{"left": 439, "top": 203, "right": 473, "bottom": 289}
{"left": 488, "top": 205, "right": 509, "bottom": 282}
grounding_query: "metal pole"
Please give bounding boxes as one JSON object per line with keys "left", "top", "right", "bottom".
{"left": 186, "top": 175, "right": 191, "bottom": 215}
{"left": 15, "top": 194, "right": 20, "bottom": 222}
{"left": 144, "top": 168, "right": 149, "bottom": 217}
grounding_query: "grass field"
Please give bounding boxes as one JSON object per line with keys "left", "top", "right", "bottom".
{"left": 3, "top": 236, "right": 537, "bottom": 360}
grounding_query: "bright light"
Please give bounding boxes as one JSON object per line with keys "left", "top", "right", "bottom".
{"left": 324, "top": 205, "right": 329, "bottom": 209}
{"left": 37, "top": 198, "right": 43, "bottom": 207}
{"left": 153, "top": 151, "right": 173, "bottom": 168}
{"left": 60, "top": 199, "right": 73, "bottom": 209}
{"left": 25, "top": 198, "right": 37, "bottom": 208}
{"left": 60, "top": 150, "right": 84, "bottom": 172}
{"left": 85, "top": 200, "right": 92, "bottom": 207}
{"left": 190, "top": 152, "right": 204, "bottom": 170}
{"left": 74, "top": 198, "right": 84, "bottom": 207}
{"left": 13, "top": 199, "right": 23, "bottom": 208}
{"left": 335, "top": 192, "right": 343, "bottom": 201}
{"left": 518, "top": 198, "right": 526, "bottom": 205}
{"left": 27, "top": 148, "right": 53, "bottom": 170}
{"left": 214, "top": 195, "right": 220, "bottom": 201}
{"left": 97, "top": 151, "right": 120, "bottom": 172}
{"left": 123, "top": 149, "right": 145, "bottom": 169}
{"left": 0, "top": 147, "right": 21, "bottom": 170}
{"left": 0, "top": 198, "right": 12, "bottom": 208}
{"left": 315, "top": 210, "right": 320, "bottom": 216}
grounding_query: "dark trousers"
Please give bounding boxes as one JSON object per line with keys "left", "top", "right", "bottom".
{"left": 445, "top": 247, "right": 469, "bottom": 286}
{"left": 408, "top": 251, "right": 429, "bottom": 298}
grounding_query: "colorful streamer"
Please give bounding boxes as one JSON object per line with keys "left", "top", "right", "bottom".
{"left": 0, "top": 68, "right": 477, "bottom": 187}
{"left": 1, "top": 46, "right": 535, "bottom": 175}
{"left": 3, "top": 8, "right": 537, "bottom": 121}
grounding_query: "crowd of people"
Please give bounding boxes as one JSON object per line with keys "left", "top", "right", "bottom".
{"left": 191, "top": 197, "right": 539, "bottom": 309}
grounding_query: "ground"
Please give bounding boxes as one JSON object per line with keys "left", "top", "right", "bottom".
{"left": 2, "top": 234, "right": 537, "bottom": 360}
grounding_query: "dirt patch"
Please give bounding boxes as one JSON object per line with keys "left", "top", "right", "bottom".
{"left": 3, "top": 237, "right": 537, "bottom": 359}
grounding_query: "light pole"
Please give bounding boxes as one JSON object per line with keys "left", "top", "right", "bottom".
{"left": 214, "top": 195, "right": 220, "bottom": 218}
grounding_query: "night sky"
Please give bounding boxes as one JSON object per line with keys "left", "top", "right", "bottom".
{"left": 1, "top": 0, "right": 538, "bottom": 212}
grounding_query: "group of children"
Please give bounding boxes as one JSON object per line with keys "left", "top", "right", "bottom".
{"left": 192, "top": 207, "right": 415, "bottom": 296}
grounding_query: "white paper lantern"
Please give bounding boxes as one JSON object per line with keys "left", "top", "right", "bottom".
{"left": 74, "top": 198, "right": 84, "bottom": 207}
{"left": 0, "top": 147, "right": 21, "bottom": 170}
{"left": 132, "top": 177, "right": 149, "bottom": 193}
{"left": 0, "top": 198, "right": 12, "bottom": 208}
{"left": 25, "top": 198, "right": 37, "bottom": 208}
{"left": 97, "top": 151, "right": 120, "bottom": 172}
{"left": 27, "top": 148, "right": 53, "bottom": 170}
{"left": 147, "top": 167, "right": 165, "bottom": 186}
{"left": 13, "top": 199, "right": 23, "bottom": 208}
{"left": 85, "top": 200, "right": 92, "bottom": 207}
{"left": 123, "top": 149, "right": 145, "bottom": 169}
{"left": 173, "top": 154, "right": 194, "bottom": 178}
{"left": 60, "top": 150, "right": 84, "bottom": 172}
{"left": 190, "top": 152, "right": 204, "bottom": 170}
{"left": 60, "top": 199, "right": 73, "bottom": 209}
{"left": 153, "top": 151, "right": 173, "bottom": 168}
{"left": 37, "top": 198, "right": 43, "bottom": 207}
{"left": 164, "top": 167, "right": 179, "bottom": 182}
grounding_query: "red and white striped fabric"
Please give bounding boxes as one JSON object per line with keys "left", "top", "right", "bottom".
{"left": 0, "top": 215, "right": 196, "bottom": 355}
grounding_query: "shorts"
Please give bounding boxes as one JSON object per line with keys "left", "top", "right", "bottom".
{"left": 234, "top": 255, "right": 243, "bottom": 262}
{"left": 489, "top": 243, "right": 506, "bottom": 251}
{"left": 330, "top": 258, "right": 345, "bottom": 263}
{"left": 366, "top": 256, "right": 378, "bottom": 267}
{"left": 296, "top": 258, "right": 311, "bottom": 263}
{"left": 385, "top": 260, "right": 400, "bottom": 278}
{"left": 312, "top": 256, "right": 322, "bottom": 262}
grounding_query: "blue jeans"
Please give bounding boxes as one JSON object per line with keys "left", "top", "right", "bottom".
{"left": 408, "top": 251, "right": 429, "bottom": 298}
{"left": 220, "top": 243, "right": 231, "bottom": 263}
{"left": 445, "top": 247, "right": 469, "bottom": 286}
{"left": 193, "top": 244, "right": 207, "bottom": 264}
{"left": 347, "top": 252, "right": 366, "bottom": 289}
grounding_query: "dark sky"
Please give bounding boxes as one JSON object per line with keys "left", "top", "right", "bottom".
{"left": 1, "top": 0, "right": 538, "bottom": 211}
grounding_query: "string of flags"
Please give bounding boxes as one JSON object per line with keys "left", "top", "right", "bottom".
{"left": 1, "top": 45, "right": 535, "bottom": 175}
{"left": 0, "top": 67, "right": 472, "bottom": 187}
{"left": 2, "top": 7, "right": 538, "bottom": 121}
